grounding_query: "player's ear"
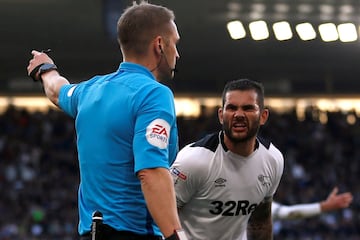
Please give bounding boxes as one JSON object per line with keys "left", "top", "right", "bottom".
{"left": 260, "top": 108, "right": 269, "bottom": 126}
{"left": 218, "top": 107, "right": 224, "bottom": 124}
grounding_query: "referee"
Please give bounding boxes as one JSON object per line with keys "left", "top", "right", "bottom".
{"left": 27, "top": 1, "right": 187, "bottom": 240}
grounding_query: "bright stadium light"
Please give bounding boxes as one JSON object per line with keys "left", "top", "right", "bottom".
{"left": 296, "top": 22, "right": 316, "bottom": 40}
{"left": 273, "top": 21, "right": 293, "bottom": 41}
{"left": 174, "top": 98, "right": 200, "bottom": 117}
{"left": 318, "top": 23, "right": 338, "bottom": 42}
{"left": 249, "top": 20, "right": 269, "bottom": 40}
{"left": 337, "top": 23, "right": 357, "bottom": 42}
{"left": 227, "top": 20, "right": 246, "bottom": 40}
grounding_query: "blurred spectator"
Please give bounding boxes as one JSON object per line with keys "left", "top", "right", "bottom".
{"left": 0, "top": 104, "right": 359, "bottom": 239}
{"left": 0, "top": 105, "right": 78, "bottom": 240}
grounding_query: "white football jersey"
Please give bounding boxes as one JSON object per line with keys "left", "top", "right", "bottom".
{"left": 170, "top": 132, "right": 284, "bottom": 240}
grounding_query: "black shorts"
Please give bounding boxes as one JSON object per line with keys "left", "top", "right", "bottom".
{"left": 79, "top": 224, "right": 163, "bottom": 240}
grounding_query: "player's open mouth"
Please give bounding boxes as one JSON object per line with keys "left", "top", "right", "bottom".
{"left": 233, "top": 122, "right": 246, "bottom": 130}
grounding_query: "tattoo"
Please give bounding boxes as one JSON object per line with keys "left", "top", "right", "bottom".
{"left": 247, "top": 200, "right": 273, "bottom": 240}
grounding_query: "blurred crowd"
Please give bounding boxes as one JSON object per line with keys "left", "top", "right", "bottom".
{"left": 0, "top": 104, "right": 359, "bottom": 239}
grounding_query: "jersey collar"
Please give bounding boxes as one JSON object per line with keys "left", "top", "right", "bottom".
{"left": 220, "top": 131, "right": 260, "bottom": 152}
{"left": 118, "top": 62, "right": 156, "bottom": 80}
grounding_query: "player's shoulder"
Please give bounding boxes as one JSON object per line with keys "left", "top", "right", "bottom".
{"left": 174, "top": 132, "right": 220, "bottom": 167}
{"left": 188, "top": 132, "right": 220, "bottom": 152}
{"left": 257, "top": 136, "right": 284, "bottom": 163}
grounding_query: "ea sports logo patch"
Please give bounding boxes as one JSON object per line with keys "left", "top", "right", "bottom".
{"left": 146, "top": 119, "right": 170, "bottom": 149}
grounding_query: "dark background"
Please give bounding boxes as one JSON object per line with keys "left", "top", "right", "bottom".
{"left": 2, "top": 0, "right": 360, "bottom": 96}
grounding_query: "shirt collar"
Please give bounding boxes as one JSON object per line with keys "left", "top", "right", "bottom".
{"left": 118, "top": 62, "right": 156, "bottom": 81}
{"left": 220, "top": 131, "right": 260, "bottom": 152}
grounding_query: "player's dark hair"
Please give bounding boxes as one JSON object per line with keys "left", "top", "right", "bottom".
{"left": 117, "top": 1, "right": 175, "bottom": 56}
{"left": 221, "top": 79, "right": 265, "bottom": 110}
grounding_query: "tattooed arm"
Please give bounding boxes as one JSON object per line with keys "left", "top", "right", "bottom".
{"left": 247, "top": 199, "right": 273, "bottom": 240}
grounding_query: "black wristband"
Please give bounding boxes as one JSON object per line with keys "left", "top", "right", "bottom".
{"left": 29, "top": 63, "right": 58, "bottom": 82}
{"left": 38, "top": 63, "right": 58, "bottom": 82}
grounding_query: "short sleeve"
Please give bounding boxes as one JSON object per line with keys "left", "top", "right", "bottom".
{"left": 58, "top": 83, "right": 79, "bottom": 118}
{"left": 133, "top": 85, "right": 178, "bottom": 173}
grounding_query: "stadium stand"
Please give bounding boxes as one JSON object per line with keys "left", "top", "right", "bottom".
{"left": 0, "top": 105, "right": 358, "bottom": 239}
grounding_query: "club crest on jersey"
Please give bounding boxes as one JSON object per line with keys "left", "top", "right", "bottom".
{"left": 146, "top": 119, "right": 170, "bottom": 149}
{"left": 171, "top": 167, "right": 187, "bottom": 180}
{"left": 214, "top": 178, "right": 227, "bottom": 187}
{"left": 258, "top": 174, "right": 271, "bottom": 187}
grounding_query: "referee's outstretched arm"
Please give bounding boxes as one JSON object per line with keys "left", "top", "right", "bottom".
{"left": 26, "top": 50, "right": 69, "bottom": 108}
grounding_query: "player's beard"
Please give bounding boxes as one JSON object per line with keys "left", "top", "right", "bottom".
{"left": 223, "top": 117, "right": 260, "bottom": 143}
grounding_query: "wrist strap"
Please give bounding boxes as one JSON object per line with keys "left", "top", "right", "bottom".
{"left": 29, "top": 63, "right": 58, "bottom": 82}
{"left": 29, "top": 63, "right": 44, "bottom": 82}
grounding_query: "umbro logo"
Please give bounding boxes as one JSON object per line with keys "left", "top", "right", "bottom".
{"left": 214, "top": 177, "right": 226, "bottom": 187}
